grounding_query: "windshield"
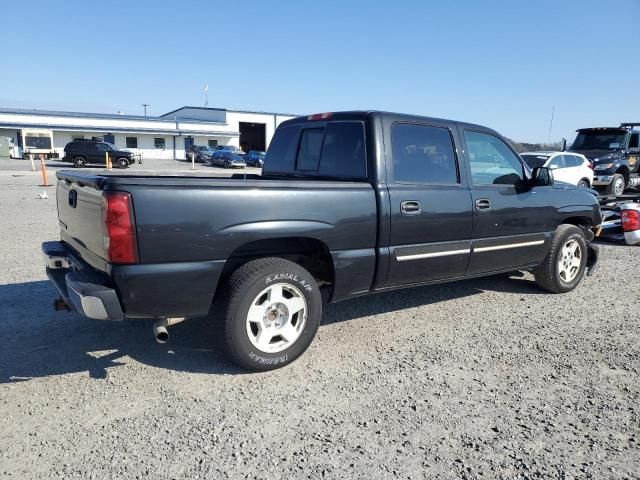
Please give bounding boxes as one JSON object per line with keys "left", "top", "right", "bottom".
{"left": 106, "top": 143, "right": 117, "bottom": 150}
{"left": 252, "top": 151, "right": 266, "bottom": 158}
{"left": 572, "top": 130, "right": 627, "bottom": 150}
{"left": 227, "top": 153, "right": 244, "bottom": 161}
{"left": 520, "top": 154, "right": 549, "bottom": 169}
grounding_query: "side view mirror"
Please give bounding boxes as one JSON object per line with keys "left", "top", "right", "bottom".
{"left": 531, "top": 167, "right": 554, "bottom": 187}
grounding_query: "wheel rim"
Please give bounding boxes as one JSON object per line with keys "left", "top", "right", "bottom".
{"left": 614, "top": 178, "right": 624, "bottom": 196}
{"left": 578, "top": 180, "right": 588, "bottom": 188}
{"left": 74, "top": 157, "right": 85, "bottom": 167}
{"left": 118, "top": 159, "right": 128, "bottom": 168}
{"left": 246, "top": 283, "right": 307, "bottom": 353}
{"left": 558, "top": 239, "right": 582, "bottom": 283}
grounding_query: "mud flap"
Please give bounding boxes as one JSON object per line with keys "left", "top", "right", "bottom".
{"left": 586, "top": 244, "right": 599, "bottom": 277}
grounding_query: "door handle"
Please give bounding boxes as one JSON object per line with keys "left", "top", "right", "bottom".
{"left": 400, "top": 200, "right": 422, "bottom": 215}
{"left": 475, "top": 198, "right": 492, "bottom": 211}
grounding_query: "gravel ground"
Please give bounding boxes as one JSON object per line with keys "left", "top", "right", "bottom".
{"left": 1, "top": 168, "right": 639, "bottom": 479}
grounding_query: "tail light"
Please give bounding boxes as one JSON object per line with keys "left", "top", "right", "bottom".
{"left": 102, "top": 191, "right": 138, "bottom": 264}
{"left": 587, "top": 161, "right": 593, "bottom": 170}
{"left": 621, "top": 209, "right": 640, "bottom": 232}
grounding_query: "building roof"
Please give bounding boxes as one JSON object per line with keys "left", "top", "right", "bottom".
{"left": 161, "top": 106, "right": 299, "bottom": 118}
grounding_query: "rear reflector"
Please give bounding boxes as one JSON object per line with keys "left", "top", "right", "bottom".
{"left": 102, "top": 191, "right": 138, "bottom": 264}
{"left": 621, "top": 209, "right": 640, "bottom": 232}
{"left": 307, "top": 112, "right": 332, "bottom": 121}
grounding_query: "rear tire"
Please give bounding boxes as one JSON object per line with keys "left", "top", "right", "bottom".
{"left": 577, "top": 179, "right": 589, "bottom": 188}
{"left": 218, "top": 258, "right": 322, "bottom": 371}
{"left": 73, "top": 156, "right": 86, "bottom": 168}
{"left": 605, "top": 173, "right": 625, "bottom": 196}
{"left": 533, "top": 224, "right": 588, "bottom": 293}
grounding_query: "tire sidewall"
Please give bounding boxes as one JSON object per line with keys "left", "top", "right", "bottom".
{"left": 117, "top": 158, "right": 129, "bottom": 168}
{"left": 553, "top": 230, "right": 588, "bottom": 292}
{"left": 73, "top": 156, "right": 86, "bottom": 168}
{"left": 228, "top": 263, "right": 322, "bottom": 370}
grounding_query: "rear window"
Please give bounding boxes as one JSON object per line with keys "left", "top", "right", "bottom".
{"left": 265, "top": 121, "right": 367, "bottom": 179}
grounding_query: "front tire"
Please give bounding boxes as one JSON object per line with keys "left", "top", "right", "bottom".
{"left": 219, "top": 258, "right": 322, "bottom": 371}
{"left": 606, "top": 173, "right": 625, "bottom": 196}
{"left": 116, "top": 157, "right": 129, "bottom": 169}
{"left": 534, "top": 224, "right": 588, "bottom": 293}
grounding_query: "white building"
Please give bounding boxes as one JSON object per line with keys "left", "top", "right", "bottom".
{"left": 0, "top": 106, "right": 296, "bottom": 161}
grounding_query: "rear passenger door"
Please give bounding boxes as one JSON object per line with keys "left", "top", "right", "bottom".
{"left": 385, "top": 121, "right": 473, "bottom": 286}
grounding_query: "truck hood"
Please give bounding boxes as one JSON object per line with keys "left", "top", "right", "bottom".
{"left": 570, "top": 149, "right": 622, "bottom": 162}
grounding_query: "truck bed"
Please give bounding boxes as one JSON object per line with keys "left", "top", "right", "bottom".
{"left": 55, "top": 169, "right": 379, "bottom": 316}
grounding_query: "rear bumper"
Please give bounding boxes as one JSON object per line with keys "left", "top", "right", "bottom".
{"left": 43, "top": 241, "right": 124, "bottom": 320}
{"left": 43, "top": 240, "right": 226, "bottom": 320}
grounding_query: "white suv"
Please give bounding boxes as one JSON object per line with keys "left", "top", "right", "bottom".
{"left": 520, "top": 151, "right": 593, "bottom": 187}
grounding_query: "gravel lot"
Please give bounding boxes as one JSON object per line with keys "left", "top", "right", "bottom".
{"left": 1, "top": 161, "right": 639, "bottom": 479}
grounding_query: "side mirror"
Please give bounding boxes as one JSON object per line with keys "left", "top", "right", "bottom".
{"left": 531, "top": 166, "right": 554, "bottom": 187}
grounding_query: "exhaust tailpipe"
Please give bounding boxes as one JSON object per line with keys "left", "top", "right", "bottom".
{"left": 153, "top": 317, "right": 186, "bottom": 344}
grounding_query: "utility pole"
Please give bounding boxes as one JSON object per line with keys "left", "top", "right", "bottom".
{"left": 141, "top": 104, "right": 150, "bottom": 117}
{"left": 547, "top": 105, "right": 555, "bottom": 144}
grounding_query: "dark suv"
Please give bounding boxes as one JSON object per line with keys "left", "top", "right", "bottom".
{"left": 63, "top": 139, "right": 135, "bottom": 169}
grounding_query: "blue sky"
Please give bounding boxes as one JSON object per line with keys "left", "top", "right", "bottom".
{"left": 2, "top": 0, "right": 639, "bottom": 142}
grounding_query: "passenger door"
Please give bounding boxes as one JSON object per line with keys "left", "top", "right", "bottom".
{"left": 547, "top": 154, "right": 572, "bottom": 184}
{"left": 461, "top": 129, "right": 552, "bottom": 274}
{"left": 94, "top": 143, "right": 111, "bottom": 165}
{"left": 385, "top": 122, "right": 473, "bottom": 286}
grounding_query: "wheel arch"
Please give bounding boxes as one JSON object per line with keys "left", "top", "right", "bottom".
{"left": 616, "top": 166, "right": 630, "bottom": 184}
{"left": 220, "top": 236, "right": 336, "bottom": 301}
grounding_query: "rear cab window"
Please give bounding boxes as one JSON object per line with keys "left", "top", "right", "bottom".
{"left": 265, "top": 120, "right": 367, "bottom": 179}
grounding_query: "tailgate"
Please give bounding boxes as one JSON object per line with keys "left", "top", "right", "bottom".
{"left": 57, "top": 173, "right": 109, "bottom": 271}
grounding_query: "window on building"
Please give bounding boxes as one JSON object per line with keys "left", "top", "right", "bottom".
{"left": 391, "top": 123, "right": 459, "bottom": 184}
{"left": 154, "top": 137, "right": 165, "bottom": 149}
{"left": 24, "top": 133, "right": 52, "bottom": 149}
{"left": 126, "top": 137, "right": 138, "bottom": 148}
{"left": 208, "top": 139, "right": 218, "bottom": 148}
{"left": 465, "top": 131, "right": 524, "bottom": 186}
{"left": 72, "top": 135, "right": 84, "bottom": 141}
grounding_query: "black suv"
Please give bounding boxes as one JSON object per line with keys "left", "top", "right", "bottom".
{"left": 63, "top": 140, "right": 135, "bottom": 169}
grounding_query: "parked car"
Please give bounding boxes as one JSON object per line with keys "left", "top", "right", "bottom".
{"left": 520, "top": 151, "right": 593, "bottom": 187}
{"left": 43, "top": 110, "right": 602, "bottom": 372}
{"left": 210, "top": 150, "right": 246, "bottom": 168}
{"left": 62, "top": 139, "right": 135, "bottom": 168}
{"left": 569, "top": 124, "right": 640, "bottom": 196}
{"left": 186, "top": 145, "right": 214, "bottom": 163}
{"left": 215, "top": 145, "right": 245, "bottom": 154}
{"left": 244, "top": 150, "right": 266, "bottom": 167}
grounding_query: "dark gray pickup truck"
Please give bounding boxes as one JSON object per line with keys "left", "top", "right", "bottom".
{"left": 43, "top": 111, "right": 602, "bottom": 371}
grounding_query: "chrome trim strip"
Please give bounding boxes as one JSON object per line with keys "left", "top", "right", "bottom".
{"left": 473, "top": 239, "right": 544, "bottom": 253}
{"left": 396, "top": 248, "right": 470, "bottom": 261}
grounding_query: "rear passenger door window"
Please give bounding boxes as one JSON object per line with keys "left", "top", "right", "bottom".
{"left": 391, "top": 123, "right": 459, "bottom": 184}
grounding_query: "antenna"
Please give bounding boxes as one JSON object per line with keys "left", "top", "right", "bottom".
{"left": 141, "top": 104, "right": 150, "bottom": 117}
{"left": 547, "top": 105, "right": 555, "bottom": 143}
{"left": 204, "top": 84, "right": 209, "bottom": 107}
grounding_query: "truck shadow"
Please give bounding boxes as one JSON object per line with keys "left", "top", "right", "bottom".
{"left": 0, "top": 273, "right": 542, "bottom": 383}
